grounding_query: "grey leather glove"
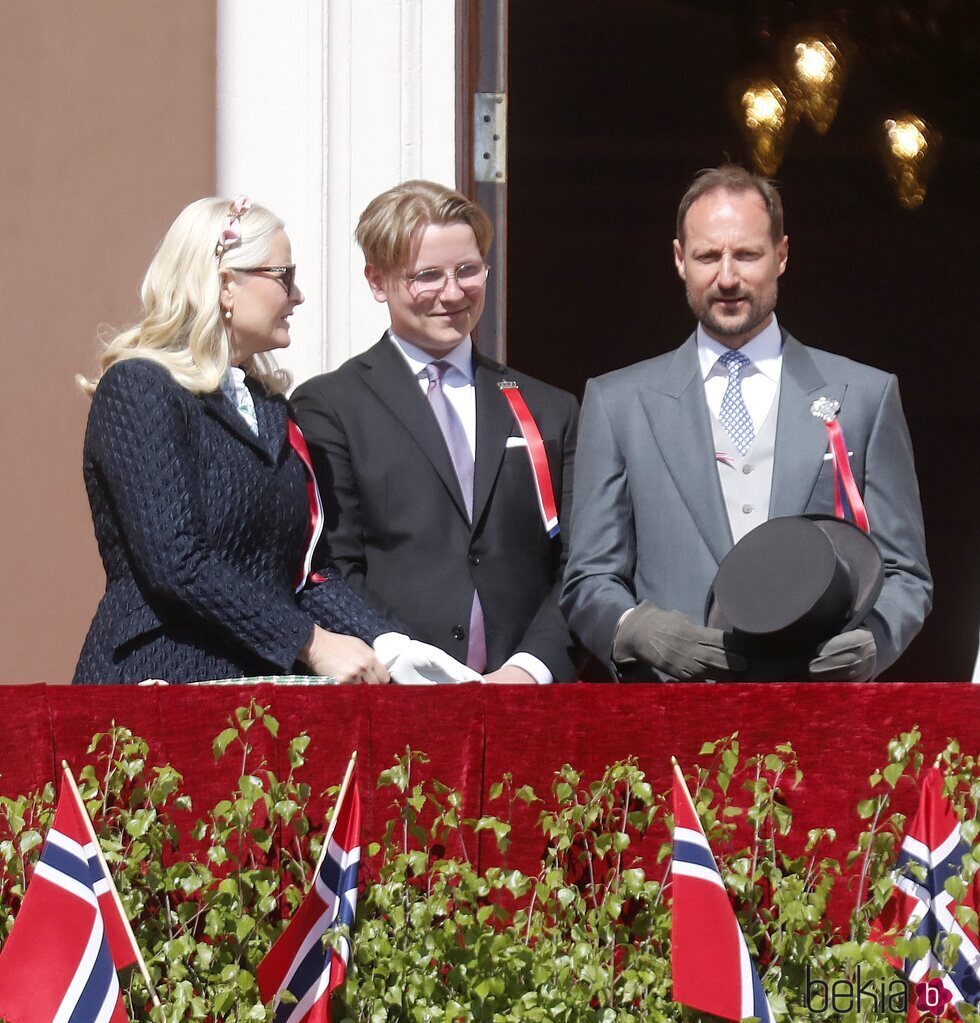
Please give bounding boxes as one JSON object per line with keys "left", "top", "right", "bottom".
{"left": 807, "top": 628, "right": 877, "bottom": 681}
{"left": 612, "top": 602, "right": 747, "bottom": 681}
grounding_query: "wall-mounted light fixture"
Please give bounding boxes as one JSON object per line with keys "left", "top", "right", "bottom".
{"left": 882, "top": 113, "right": 941, "bottom": 208}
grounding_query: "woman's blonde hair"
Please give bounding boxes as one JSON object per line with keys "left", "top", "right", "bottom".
{"left": 78, "top": 196, "right": 291, "bottom": 396}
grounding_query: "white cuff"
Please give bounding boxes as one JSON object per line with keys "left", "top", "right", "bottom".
{"left": 503, "top": 652, "right": 554, "bottom": 685}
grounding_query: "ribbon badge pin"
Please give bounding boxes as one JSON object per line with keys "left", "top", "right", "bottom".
{"left": 810, "top": 396, "right": 841, "bottom": 422}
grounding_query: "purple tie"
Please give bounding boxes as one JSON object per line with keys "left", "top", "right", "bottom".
{"left": 424, "top": 361, "right": 487, "bottom": 672}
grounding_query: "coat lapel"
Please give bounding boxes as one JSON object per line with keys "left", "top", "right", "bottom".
{"left": 769, "top": 334, "right": 847, "bottom": 518}
{"left": 639, "top": 335, "right": 733, "bottom": 563}
{"left": 359, "top": 335, "right": 471, "bottom": 521}
{"left": 472, "top": 353, "right": 513, "bottom": 528}
{"left": 253, "top": 383, "right": 290, "bottom": 463}
{"left": 201, "top": 387, "right": 274, "bottom": 461}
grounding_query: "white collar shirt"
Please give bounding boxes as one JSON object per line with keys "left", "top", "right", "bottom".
{"left": 697, "top": 317, "right": 784, "bottom": 434}
{"left": 389, "top": 332, "right": 476, "bottom": 458}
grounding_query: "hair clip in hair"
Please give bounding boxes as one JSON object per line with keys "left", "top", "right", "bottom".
{"left": 215, "top": 194, "right": 253, "bottom": 260}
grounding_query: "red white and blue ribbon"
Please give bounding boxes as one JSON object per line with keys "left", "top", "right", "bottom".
{"left": 286, "top": 419, "right": 325, "bottom": 591}
{"left": 498, "top": 381, "right": 560, "bottom": 538}
{"left": 810, "top": 397, "right": 870, "bottom": 534}
{"left": 826, "top": 418, "right": 870, "bottom": 533}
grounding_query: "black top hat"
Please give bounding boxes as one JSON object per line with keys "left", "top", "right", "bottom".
{"left": 705, "top": 515, "right": 883, "bottom": 677}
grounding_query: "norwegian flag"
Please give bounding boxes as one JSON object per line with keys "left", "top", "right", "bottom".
{"left": 0, "top": 781, "right": 137, "bottom": 1023}
{"left": 258, "top": 777, "right": 361, "bottom": 1023}
{"left": 671, "top": 762, "right": 775, "bottom": 1022}
{"left": 870, "top": 767, "right": 980, "bottom": 1021}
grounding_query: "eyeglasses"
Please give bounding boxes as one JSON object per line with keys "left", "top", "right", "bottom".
{"left": 230, "top": 264, "right": 296, "bottom": 294}
{"left": 401, "top": 261, "right": 491, "bottom": 296}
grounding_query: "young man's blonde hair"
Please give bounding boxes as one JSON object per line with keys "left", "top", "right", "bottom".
{"left": 355, "top": 180, "right": 494, "bottom": 273}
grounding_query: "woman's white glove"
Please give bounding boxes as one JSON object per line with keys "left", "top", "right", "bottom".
{"left": 373, "top": 633, "right": 484, "bottom": 685}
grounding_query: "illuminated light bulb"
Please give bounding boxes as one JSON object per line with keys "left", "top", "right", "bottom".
{"left": 783, "top": 29, "right": 851, "bottom": 134}
{"left": 743, "top": 85, "right": 787, "bottom": 129}
{"left": 733, "top": 78, "right": 793, "bottom": 175}
{"left": 880, "top": 113, "right": 941, "bottom": 209}
{"left": 794, "top": 39, "right": 835, "bottom": 85}
{"left": 885, "top": 118, "right": 927, "bottom": 160}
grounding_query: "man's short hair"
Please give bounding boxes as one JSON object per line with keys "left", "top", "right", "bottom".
{"left": 676, "top": 164, "right": 785, "bottom": 245}
{"left": 356, "top": 179, "right": 494, "bottom": 274}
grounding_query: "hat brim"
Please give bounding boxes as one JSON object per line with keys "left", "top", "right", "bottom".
{"left": 706, "top": 514, "right": 884, "bottom": 635}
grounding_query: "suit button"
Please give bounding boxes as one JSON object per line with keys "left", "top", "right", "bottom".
{"left": 452, "top": 626, "right": 465, "bottom": 641}
{"left": 742, "top": 464, "right": 754, "bottom": 474}
{"left": 468, "top": 554, "right": 481, "bottom": 566}
{"left": 741, "top": 503, "right": 754, "bottom": 514}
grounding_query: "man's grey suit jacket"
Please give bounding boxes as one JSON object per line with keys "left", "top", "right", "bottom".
{"left": 560, "top": 331, "right": 932, "bottom": 677}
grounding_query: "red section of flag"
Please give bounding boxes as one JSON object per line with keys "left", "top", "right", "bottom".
{"left": 671, "top": 765, "right": 773, "bottom": 1022}
{"left": 258, "top": 778, "right": 361, "bottom": 1023}
{"left": 869, "top": 767, "right": 980, "bottom": 1022}
{"left": 0, "top": 786, "right": 130, "bottom": 1023}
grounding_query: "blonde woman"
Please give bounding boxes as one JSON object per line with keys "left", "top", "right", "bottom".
{"left": 73, "top": 196, "right": 396, "bottom": 684}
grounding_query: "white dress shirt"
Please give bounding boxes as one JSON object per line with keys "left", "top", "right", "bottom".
{"left": 388, "top": 332, "right": 553, "bottom": 684}
{"left": 390, "top": 333, "right": 477, "bottom": 455}
{"left": 697, "top": 317, "right": 783, "bottom": 434}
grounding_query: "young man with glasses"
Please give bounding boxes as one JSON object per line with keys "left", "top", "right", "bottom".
{"left": 292, "top": 180, "right": 581, "bottom": 683}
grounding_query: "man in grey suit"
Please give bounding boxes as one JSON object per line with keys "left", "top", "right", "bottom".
{"left": 560, "top": 164, "right": 932, "bottom": 681}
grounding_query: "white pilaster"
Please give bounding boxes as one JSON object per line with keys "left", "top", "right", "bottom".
{"left": 217, "top": 0, "right": 456, "bottom": 388}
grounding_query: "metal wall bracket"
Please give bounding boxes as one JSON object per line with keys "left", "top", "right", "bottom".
{"left": 473, "top": 92, "right": 507, "bottom": 183}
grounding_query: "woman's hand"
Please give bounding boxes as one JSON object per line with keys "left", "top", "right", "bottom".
{"left": 299, "top": 626, "right": 390, "bottom": 683}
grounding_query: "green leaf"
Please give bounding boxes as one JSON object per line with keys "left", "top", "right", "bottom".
{"left": 212, "top": 727, "right": 239, "bottom": 761}
{"left": 856, "top": 798, "right": 877, "bottom": 819}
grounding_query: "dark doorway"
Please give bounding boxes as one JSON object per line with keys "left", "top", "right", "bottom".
{"left": 507, "top": 0, "right": 980, "bottom": 680}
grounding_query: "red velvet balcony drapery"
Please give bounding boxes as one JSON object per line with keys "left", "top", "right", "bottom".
{"left": 0, "top": 683, "right": 975, "bottom": 911}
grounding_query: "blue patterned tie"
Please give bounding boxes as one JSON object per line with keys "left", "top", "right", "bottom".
{"left": 718, "top": 349, "right": 754, "bottom": 456}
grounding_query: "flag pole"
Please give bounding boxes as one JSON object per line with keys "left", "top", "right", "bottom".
{"left": 60, "top": 761, "right": 162, "bottom": 1009}
{"left": 310, "top": 750, "right": 358, "bottom": 887}
{"left": 671, "top": 755, "right": 688, "bottom": 793}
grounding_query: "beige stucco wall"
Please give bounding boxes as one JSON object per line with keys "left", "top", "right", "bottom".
{"left": 0, "top": 2, "right": 216, "bottom": 682}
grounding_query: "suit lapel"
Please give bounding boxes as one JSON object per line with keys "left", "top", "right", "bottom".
{"left": 472, "top": 354, "right": 512, "bottom": 527}
{"left": 639, "top": 335, "right": 733, "bottom": 563}
{"left": 770, "top": 334, "right": 847, "bottom": 517}
{"left": 359, "top": 335, "right": 470, "bottom": 521}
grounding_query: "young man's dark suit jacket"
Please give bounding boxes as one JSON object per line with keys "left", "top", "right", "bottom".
{"left": 292, "top": 333, "right": 580, "bottom": 680}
